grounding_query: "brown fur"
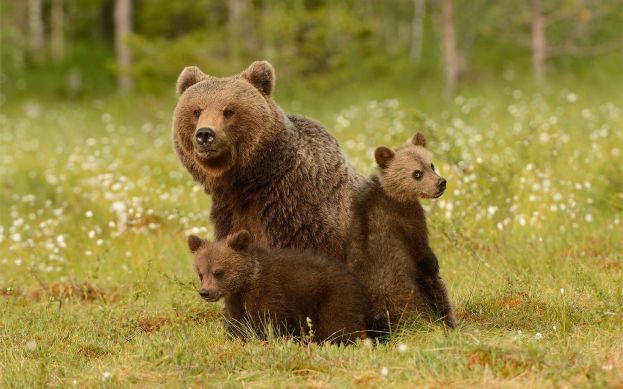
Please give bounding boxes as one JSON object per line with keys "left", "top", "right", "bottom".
{"left": 188, "top": 231, "right": 369, "bottom": 344}
{"left": 346, "top": 133, "right": 457, "bottom": 333}
{"left": 172, "top": 61, "right": 364, "bottom": 260}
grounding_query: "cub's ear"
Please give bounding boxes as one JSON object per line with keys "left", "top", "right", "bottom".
{"left": 187, "top": 234, "right": 204, "bottom": 253}
{"left": 411, "top": 132, "right": 427, "bottom": 148}
{"left": 177, "top": 66, "right": 206, "bottom": 96}
{"left": 374, "top": 146, "right": 395, "bottom": 169}
{"left": 240, "top": 61, "right": 275, "bottom": 96}
{"left": 226, "top": 230, "right": 252, "bottom": 251}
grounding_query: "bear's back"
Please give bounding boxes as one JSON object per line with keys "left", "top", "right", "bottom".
{"left": 243, "top": 247, "right": 367, "bottom": 320}
{"left": 346, "top": 178, "right": 429, "bottom": 286}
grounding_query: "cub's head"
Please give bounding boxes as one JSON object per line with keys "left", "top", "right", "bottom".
{"left": 374, "top": 132, "right": 447, "bottom": 202}
{"left": 172, "top": 61, "right": 279, "bottom": 178}
{"left": 187, "top": 230, "right": 256, "bottom": 302}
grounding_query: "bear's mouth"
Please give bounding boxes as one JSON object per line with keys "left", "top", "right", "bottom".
{"left": 194, "top": 147, "right": 232, "bottom": 169}
{"left": 201, "top": 295, "right": 221, "bottom": 302}
{"left": 431, "top": 190, "right": 445, "bottom": 198}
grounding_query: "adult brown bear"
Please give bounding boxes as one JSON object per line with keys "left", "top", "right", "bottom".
{"left": 172, "top": 61, "right": 365, "bottom": 260}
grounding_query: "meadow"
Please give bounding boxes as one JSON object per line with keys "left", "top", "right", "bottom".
{"left": 1, "top": 79, "right": 622, "bottom": 387}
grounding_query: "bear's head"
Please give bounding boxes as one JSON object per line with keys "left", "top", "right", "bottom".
{"left": 187, "top": 230, "right": 256, "bottom": 302}
{"left": 374, "top": 132, "right": 447, "bottom": 202}
{"left": 173, "top": 61, "right": 280, "bottom": 178}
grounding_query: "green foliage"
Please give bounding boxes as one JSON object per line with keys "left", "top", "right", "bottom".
{"left": 1, "top": 0, "right": 621, "bottom": 98}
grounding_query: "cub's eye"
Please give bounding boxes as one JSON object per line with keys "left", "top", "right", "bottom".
{"left": 213, "top": 269, "right": 224, "bottom": 278}
{"left": 431, "top": 164, "right": 435, "bottom": 171}
{"left": 198, "top": 273, "right": 203, "bottom": 281}
{"left": 223, "top": 108, "right": 234, "bottom": 118}
{"left": 193, "top": 109, "right": 201, "bottom": 118}
{"left": 413, "top": 170, "right": 423, "bottom": 180}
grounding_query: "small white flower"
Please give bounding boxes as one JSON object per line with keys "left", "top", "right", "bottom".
{"left": 585, "top": 214, "right": 593, "bottom": 223}
{"left": 85, "top": 210, "right": 93, "bottom": 218}
{"left": 567, "top": 93, "right": 577, "bottom": 103}
{"left": 96, "top": 239, "right": 103, "bottom": 246}
{"left": 102, "top": 371, "right": 112, "bottom": 381}
{"left": 560, "top": 288, "right": 565, "bottom": 295}
{"left": 535, "top": 332, "right": 543, "bottom": 339}
{"left": 15, "top": 258, "right": 22, "bottom": 266}
{"left": 380, "top": 367, "right": 388, "bottom": 376}
{"left": 56, "top": 235, "right": 66, "bottom": 248}
{"left": 397, "top": 343, "right": 408, "bottom": 353}
{"left": 25, "top": 340, "right": 36, "bottom": 351}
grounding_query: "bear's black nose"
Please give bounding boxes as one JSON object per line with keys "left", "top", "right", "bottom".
{"left": 195, "top": 127, "right": 216, "bottom": 145}
{"left": 438, "top": 178, "right": 447, "bottom": 190}
{"left": 199, "top": 289, "right": 211, "bottom": 298}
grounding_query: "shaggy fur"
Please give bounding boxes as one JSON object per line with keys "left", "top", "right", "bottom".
{"left": 346, "top": 132, "right": 456, "bottom": 333}
{"left": 172, "top": 61, "right": 364, "bottom": 260}
{"left": 188, "top": 231, "right": 369, "bottom": 344}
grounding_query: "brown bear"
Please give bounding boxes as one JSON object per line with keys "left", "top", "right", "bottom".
{"left": 187, "top": 230, "right": 369, "bottom": 344}
{"left": 345, "top": 132, "right": 456, "bottom": 334}
{"left": 172, "top": 61, "right": 365, "bottom": 260}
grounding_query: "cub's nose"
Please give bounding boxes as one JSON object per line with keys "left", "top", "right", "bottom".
{"left": 199, "top": 289, "right": 211, "bottom": 299}
{"left": 195, "top": 127, "right": 216, "bottom": 145}
{"left": 438, "top": 178, "right": 447, "bottom": 190}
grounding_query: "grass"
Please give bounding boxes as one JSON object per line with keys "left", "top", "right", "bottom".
{"left": 0, "top": 76, "right": 622, "bottom": 387}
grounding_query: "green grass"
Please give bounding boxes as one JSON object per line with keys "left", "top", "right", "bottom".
{"left": 1, "top": 77, "right": 622, "bottom": 387}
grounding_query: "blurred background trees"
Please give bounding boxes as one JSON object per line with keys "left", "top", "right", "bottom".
{"left": 0, "top": 0, "right": 621, "bottom": 100}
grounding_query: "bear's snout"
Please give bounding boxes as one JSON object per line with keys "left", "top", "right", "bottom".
{"left": 198, "top": 288, "right": 218, "bottom": 301}
{"left": 438, "top": 178, "right": 447, "bottom": 191}
{"left": 195, "top": 127, "right": 216, "bottom": 147}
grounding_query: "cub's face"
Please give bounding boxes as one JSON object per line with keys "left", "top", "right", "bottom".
{"left": 172, "top": 61, "right": 277, "bottom": 177}
{"left": 187, "top": 231, "right": 254, "bottom": 302}
{"left": 375, "top": 132, "right": 447, "bottom": 202}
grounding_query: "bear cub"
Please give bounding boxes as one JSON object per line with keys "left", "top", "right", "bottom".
{"left": 188, "top": 230, "right": 369, "bottom": 344}
{"left": 346, "top": 132, "right": 456, "bottom": 333}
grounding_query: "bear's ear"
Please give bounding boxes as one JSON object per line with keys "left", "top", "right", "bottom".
{"left": 177, "top": 66, "right": 207, "bottom": 96}
{"left": 240, "top": 61, "right": 275, "bottom": 96}
{"left": 374, "top": 146, "right": 395, "bottom": 169}
{"left": 187, "top": 234, "right": 205, "bottom": 253}
{"left": 411, "top": 132, "right": 427, "bottom": 148}
{"left": 226, "top": 230, "right": 252, "bottom": 251}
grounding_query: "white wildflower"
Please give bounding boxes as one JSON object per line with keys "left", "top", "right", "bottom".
{"left": 25, "top": 340, "right": 37, "bottom": 351}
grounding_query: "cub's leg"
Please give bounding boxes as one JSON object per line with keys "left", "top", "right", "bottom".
{"left": 429, "top": 275, "right": 457, "bottom": 328}
{"left": 417, "top": 250, "right": 457, "bottom": 328}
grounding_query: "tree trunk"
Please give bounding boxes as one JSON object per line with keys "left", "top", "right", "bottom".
{"left": 50, "top": 0, "right": 65, "bottom": 62}
{"left": 531, "top": 0, "right": 546, "bottom": 83}
{"left": 114, "top": 0, "right": 134, "bottom": 93}
{"left": 28, "top": 0, "right": 44, "bottom": 58}
{"left": 441, "top": 0, "right": 458, "bottom": 98}
{"left": 409, "top": 0, "right": 426, "bottom": 64}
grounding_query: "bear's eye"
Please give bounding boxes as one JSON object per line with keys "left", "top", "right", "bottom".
{"left": 198, "top": 273, "right": 203, "bottom": 282}
{"left": 223, "top": 108, "right": 234, "bottom": 118}
{"left": 213, "top": 269, "right": 224, "bottom": 278}
{"left": 431, "top": 164, "right": 435, "bottom": 171}
{"left": 413, "top": 170, "right": 423, "bottom": 180}
{"left": 193, "top": 109, "right": 202, "bottom": 118}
